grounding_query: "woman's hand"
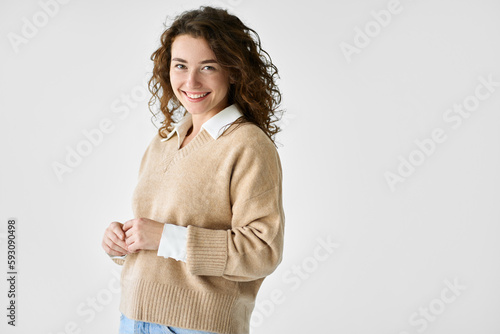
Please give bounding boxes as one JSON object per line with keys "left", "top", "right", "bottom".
{"left": 102, "top": 221, "right": 129, "bottom": 256}
{"left": 123, "top": 218, "right": 164, "bottom": 253}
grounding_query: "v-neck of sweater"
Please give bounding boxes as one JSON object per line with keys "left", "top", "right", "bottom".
{"left": 163, "top": 127, "right": 214, "bottom": 173}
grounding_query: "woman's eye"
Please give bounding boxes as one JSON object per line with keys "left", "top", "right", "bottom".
{"left": 202, "top": 66, "right": 215, "bottom": 71}
{"left": 174, "top": 64, "right": 186, "bottom": 69}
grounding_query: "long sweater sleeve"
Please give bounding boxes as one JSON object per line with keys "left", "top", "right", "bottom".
{"left": 186, "top": 139, "right": 285, "bottom": 281}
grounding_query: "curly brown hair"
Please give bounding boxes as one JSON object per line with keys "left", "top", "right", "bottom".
{"left": 147, "top": 6, "right": 284, "bottom": 146}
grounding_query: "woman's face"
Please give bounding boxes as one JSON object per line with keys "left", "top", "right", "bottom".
{"left": 169, "top": 34, "right": 231, "bottom": 120}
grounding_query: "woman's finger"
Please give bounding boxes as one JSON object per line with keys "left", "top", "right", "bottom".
{"left": 110, "top": 231, "right": 128, "bottom": 250}
{"left": 112, "top": 224, "right": 126, "bottom": 241}
{"left": 103, "top": 235, "right": 129, "bottom": 255}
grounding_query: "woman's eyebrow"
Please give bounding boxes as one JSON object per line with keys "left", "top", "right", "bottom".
{"left": 200, "top": 59, "right": 218, "bottom": 64}
{"left": 172, "top": 57, "right": 218, "bottom": 64}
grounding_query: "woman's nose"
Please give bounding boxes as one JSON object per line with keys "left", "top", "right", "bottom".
{"left": 186, "top": 70, "right": 202, "bottom": 88}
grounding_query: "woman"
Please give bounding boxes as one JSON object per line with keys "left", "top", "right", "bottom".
{"left": 101, "top": 6, "right": 285, "bottom": 334}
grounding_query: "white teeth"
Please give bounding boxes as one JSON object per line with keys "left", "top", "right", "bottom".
{"left": 186, "top": 92, "right": 208, "bottom": 99}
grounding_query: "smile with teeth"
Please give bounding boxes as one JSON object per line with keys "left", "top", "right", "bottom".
{"left": 184, "top": 91, "right": 210, "bottom": 99}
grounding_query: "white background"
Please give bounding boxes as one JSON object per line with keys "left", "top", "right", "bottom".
{"left": 1, "top": 0, "right": 500, "bottom": 333}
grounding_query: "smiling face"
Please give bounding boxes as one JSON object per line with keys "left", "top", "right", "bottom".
{"left": 169, "top": 34, "right": 231, "bottom": 121}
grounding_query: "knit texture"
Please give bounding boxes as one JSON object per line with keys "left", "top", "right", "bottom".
{"left": 112, "top": 119, "right": 285, "bottom": 334}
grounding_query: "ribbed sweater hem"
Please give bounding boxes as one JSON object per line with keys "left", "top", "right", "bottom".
{"left": 119, "top": 277, "right": 240, "bottom": 334}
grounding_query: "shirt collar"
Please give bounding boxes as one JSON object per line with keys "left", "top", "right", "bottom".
{"left": 161, "top": 104, "right": 244, "bottom": 143}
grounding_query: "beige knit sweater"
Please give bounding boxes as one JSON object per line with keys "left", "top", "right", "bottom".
{"left": 111, "top": 113, "right": 285, "bottom": 334}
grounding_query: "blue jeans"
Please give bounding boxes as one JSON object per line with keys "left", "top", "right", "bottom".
{"left": 119, "top": 313, "right": 218, "bottom": 334}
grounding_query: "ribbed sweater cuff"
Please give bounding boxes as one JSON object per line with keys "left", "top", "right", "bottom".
{"left": 109, "top": 253, "right": 126, "bottom": 266}
{"left": 112, "top": 258, "right": 125, "bottom": 265}
{"left": 186, "top": 225, "right": 227, "bottom": 276}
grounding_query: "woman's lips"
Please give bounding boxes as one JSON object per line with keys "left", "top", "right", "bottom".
{"left": 182, "top": 91, "right": 210, "bottom": 102}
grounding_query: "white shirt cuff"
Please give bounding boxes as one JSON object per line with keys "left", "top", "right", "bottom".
{"left": 158, "top": 223, "right": 187, "bottom": 262}
{"left": 109, "top": 254, "right": 127, "bottom": 259}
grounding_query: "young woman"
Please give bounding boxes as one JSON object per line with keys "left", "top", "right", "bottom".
{"left": 101, "top": 6, "right": 285, "bottom": 334}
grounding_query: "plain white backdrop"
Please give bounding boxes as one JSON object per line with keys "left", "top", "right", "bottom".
{"left": 1, "top": 0, "right": 500, "bottom": 333}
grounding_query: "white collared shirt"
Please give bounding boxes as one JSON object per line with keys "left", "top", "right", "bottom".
{"left": 161, "top": 103, "right": 244, "bottom": 148}
{"left": 110, "top": 104, "right": 244, "bottom": 262}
